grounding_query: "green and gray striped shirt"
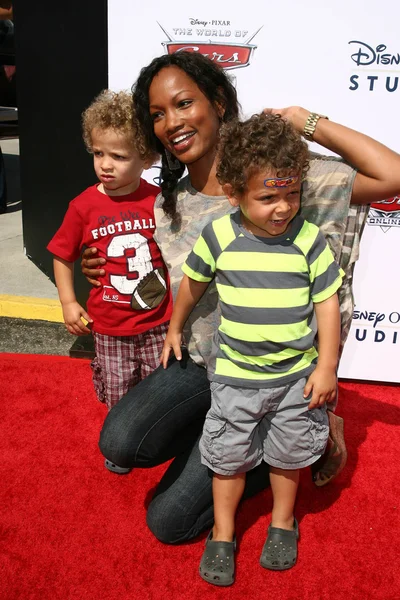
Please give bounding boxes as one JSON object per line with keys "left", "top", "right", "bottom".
{"left": 182, "top": 212, "right": 343, "bottom": 388}
{"left": 154, "top": 153, "right": 367, "bottom": 367}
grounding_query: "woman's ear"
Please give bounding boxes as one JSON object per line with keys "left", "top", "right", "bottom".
{"left": 223, "top": 184, "right": 240, "bottom": 207}
{"left": 215, "top": 89, "right": 226, "bottom": 120}
{"left": 215, "top": 102, "right": 225, "bottom": 123}
{"left": 216, "top": 103, "right": 226, "bottom": 120}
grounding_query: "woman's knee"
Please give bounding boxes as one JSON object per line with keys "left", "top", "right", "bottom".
{"left": 98, "top": 367, "right": 178, "bottom": 466}
{"left": 99, "top": 358, "right": 211, "bottom": 467}
{"left": 98, "top": 407, "right": 138, "bottom": 466}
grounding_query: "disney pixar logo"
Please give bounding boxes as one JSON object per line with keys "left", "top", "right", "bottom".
{"left": 158, "top": 20, "right": 262, "bottom": 70}
{"left": 367, "top": 196, "right": 400, "bottom": 233}
{"left": 349, "top": 41, "right": 400, "bottom": 93}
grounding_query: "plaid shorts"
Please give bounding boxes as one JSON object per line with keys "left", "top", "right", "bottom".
{"left": 91, "top": 321, "right": 168, "bottom": 410}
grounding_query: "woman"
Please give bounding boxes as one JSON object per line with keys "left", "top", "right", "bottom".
{"left": 82, "top": 52, "right": 400, "bottom": 544}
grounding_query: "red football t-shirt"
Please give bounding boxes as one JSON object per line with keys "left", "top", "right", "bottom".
{"left": 47, "top": 180, "right": 172, "bottom": 335}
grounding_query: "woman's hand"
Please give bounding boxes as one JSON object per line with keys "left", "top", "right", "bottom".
{"left": 81, "top": 247, "right": 106, "bottom": 287}
{"left": 303, "top": 366, "right": 337, "bottom": 409}
{"left": 263, "top": 106, "right": 310, "bottom": 134}
{"left": 265, "top": 106, "right": 400, "bottom": 204}
{"left": 160, "top": 329, "right": 183, "bottom": 369}
{"left": 62, "top": 301, "right": 92, "bottom": 336}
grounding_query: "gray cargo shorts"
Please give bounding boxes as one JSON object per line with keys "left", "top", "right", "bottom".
{"left": 199, "top": 377, "right": 329, "bottom": 475}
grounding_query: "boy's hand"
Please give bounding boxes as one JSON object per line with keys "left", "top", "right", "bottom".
{"left": 160, "top": 330, "right": 183, "bottom": 369}
{"left": 62, "top": 301, "right": 93, "bottom": 336}
{"left": 303, "top": 366, "right": 337, "bottom": 409}
{"left": 81, "top": 247, "right": 106, "bottom": 287}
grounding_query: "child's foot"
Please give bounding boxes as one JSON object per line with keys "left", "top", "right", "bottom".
{"left": 104, "top": 458, "right": 132, "bottom": 474}
{"left": 199, "top": 531, "right": 236, "bottom": 586}
{"left": 260, "top": 518, "right": 299, "bottom": 571}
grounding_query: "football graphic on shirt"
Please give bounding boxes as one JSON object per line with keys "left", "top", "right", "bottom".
{"left": 131, "top": 268, "right": 167, "bottom": 311}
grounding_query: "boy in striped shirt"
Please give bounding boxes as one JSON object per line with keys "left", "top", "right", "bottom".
{"left": 161, "top": 113, "right": 343, "bottom": 584}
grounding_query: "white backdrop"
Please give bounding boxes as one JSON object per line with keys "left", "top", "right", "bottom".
{"left": 108, "top": 0, "right": 400, "bottom": 382}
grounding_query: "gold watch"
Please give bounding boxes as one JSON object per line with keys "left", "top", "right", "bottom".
{"left": 303, "top": 112, "right": 328, "bottom": 140}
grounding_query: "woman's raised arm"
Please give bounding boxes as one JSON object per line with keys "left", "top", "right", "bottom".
{"left": 264, "top": 106, "right": 400, "bottom": 205}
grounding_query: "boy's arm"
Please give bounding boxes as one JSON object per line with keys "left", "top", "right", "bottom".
{"left": 161, "top": 274, "right": 209, "bottom": 368}
{"left": 53, "top": 256, "right": 93, "bottom": 336}
{"left": 304, "top": 293, "right": 340, "bottom": 409}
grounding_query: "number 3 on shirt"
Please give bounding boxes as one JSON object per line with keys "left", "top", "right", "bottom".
{"left": 107, "top": 233, "right": 152, "bottom": 295}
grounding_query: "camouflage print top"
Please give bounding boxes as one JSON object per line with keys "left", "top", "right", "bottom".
{"left": 154, "top": 153, "right": 368, "bottom": 367}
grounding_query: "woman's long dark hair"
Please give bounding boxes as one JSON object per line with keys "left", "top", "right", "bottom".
{"left": 133, "top": 52, "right": 240, "bottom": 224}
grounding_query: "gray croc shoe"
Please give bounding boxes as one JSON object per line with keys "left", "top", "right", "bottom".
{"left": 104, "top": 458, "right": 132, "bottom": 474}
{"left": 260, "top": 518, "right": 299, "bottom": 571}
{"left": 199, "top": 531, "right": 236, "bottom": 587}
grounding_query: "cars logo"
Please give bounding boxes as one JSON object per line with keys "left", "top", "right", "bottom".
{"left": 158, "top": 23, "right": 261, "bottom": 70}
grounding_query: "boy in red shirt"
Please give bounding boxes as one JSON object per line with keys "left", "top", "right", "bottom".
{"left": 48, "top": 90, "right": 172, "bottom": 421}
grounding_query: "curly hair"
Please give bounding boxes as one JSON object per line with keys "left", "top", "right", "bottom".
{"left": 82, "top": 90, "right": 155, "bottom": 162}
{"left": 217, "top": 113, "right": 309, "bottom": 195}
{"left": 132, "top": 52, "right": 240, "bottom": 225}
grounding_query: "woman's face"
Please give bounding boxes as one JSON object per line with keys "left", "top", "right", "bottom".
{"left": 149, "top": 66, "right": 222, "bottom": 166}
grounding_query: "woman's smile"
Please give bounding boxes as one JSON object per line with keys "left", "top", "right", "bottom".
{"left": 169, "top": 130, "right": 196, "bottom": 153}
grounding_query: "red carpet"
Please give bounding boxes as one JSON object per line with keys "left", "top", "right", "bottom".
{"left": 1, "top": 353, "right": 399, "bottom": 600}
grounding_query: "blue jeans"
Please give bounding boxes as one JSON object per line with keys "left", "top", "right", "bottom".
{"left": 99, "top": 349, "right": 270, "bottom": 544}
